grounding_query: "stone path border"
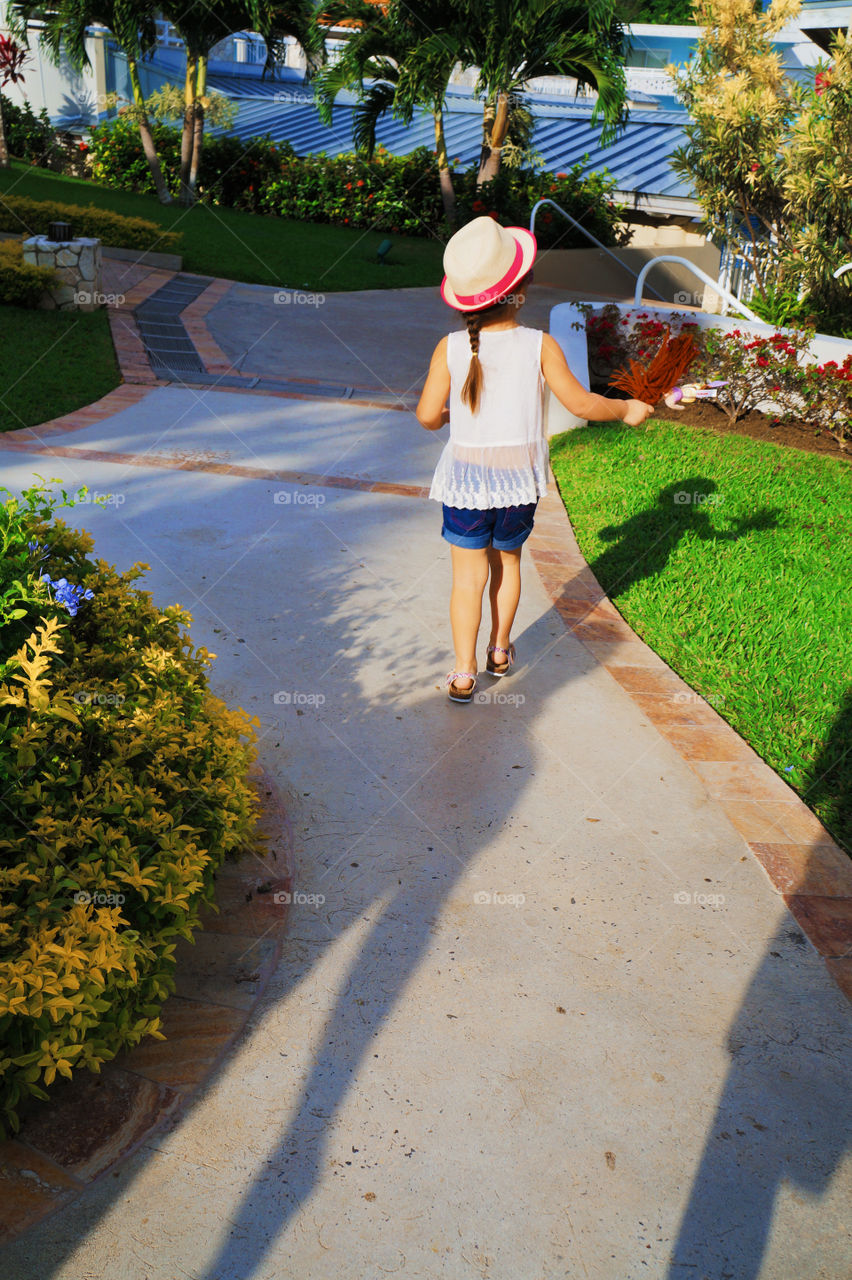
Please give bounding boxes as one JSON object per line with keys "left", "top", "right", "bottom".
{"left": 0, "top": 767, "right": 293, "bottom": 1246}
{"left": 527, "top": 484, "right": 852, "bottom": 1006}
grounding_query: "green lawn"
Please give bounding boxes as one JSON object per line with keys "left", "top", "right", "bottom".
{"left": 550, "top": 418, "right": 852, "bottom": 853}
{"left": 0, "top": 160, "right": 445, "bottom": 290}
{"left": 0, "top": 305, "right": 121, "bottom": 432}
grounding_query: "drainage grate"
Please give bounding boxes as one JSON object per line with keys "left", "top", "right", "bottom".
{"left": 135, "top": 274, "right": 213, "bottom": 378}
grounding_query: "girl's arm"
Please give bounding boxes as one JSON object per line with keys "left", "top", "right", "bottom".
{"left": 416, "top": 337, "right": 452, "bottom": 431}
{"left": 541, "top": 333, "right": 654, "bottom": 427}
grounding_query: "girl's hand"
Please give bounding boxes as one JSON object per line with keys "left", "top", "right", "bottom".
{"left": 622, "top": 399, "right": 655, "bottom": 426}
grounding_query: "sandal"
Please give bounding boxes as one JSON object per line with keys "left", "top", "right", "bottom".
{"left": 446, "top": 671, "right": 477, "bottom": 703}
{"left": 486, "top": 643, "right": 515, "bottom": 677}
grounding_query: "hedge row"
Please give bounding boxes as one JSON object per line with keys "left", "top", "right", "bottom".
{"left": 86, "top": 115, "right": 626, "bottom": 248}
{"left": 0, "top": 239, "right": 56, "bottom": 307}
{"left": 0, "top": 194, "right": 181, "bottom": 253}
{"left": 0, "top": 482, "right": 261, "bottom": 1135}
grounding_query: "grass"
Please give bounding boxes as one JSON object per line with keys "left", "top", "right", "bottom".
{"left": 549, "top": 417, "right": 852, "bottom": 853}
{"left": 0, "top": 160, "right": 445, "bottom": 290}
{"left": 0, "top": 305, "right": 121, "bottom": 432}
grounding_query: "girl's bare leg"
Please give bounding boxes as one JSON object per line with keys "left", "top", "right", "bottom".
{"left": 449, "top": 545, "right": 490, "bottom": 688}
{"left": 487, "top": 546, "right": 523, "bottom": 651}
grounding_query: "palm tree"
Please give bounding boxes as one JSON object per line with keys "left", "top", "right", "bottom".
{"left": 160, "top": 0, "right": 320, "bottom": 204}
{"left": 315, "top": 0, "right": 460, "bottom": 225}
{"left": 408, "top": 0, "right": 628, "bottom": 184}
{"left": 8, "top": 0, "right": 174, "bottom": 201}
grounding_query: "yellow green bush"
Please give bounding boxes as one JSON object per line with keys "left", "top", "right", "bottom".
{"left": 0, "top": 195, "right": 181, "bottom": 253}
{"left": 0, "top": 239, "right": 56, "bottom": 307}
{"left": 0, "top": 481, "right": 260, "bottom": 1134}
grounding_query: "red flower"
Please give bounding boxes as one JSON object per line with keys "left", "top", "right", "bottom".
{"left": 346, "top": 182, "right": 352, "bottom": 190}
{"left": 472, "top": 199, "right": 485, "bottom": 212}
{"left": 556, "top": 172, "right": 568, "bottom": 178}
{"left": 357, "top": 179, "right": 364, "bottom": 186}
{"left": 816, "top": 68, "right": 833, "bottom": 95}
{"left": 756, "top": 356, "right": 769, "bottom": 367}
{"left": 78, "top": 141, "right": 88, "bottom": 152}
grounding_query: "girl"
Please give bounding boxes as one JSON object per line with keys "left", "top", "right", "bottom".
{"left": 416, "top": 216, "right": 654, "bottom": 703}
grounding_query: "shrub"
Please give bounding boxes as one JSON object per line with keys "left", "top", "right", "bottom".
{"left": 0, "top": 93, "right": 55, "bottom": 165}
{"left": 0, "top": 195, "right": 181, "bottom": 252}
{"left": 789, "top": 355, "right": 852, "bottom": 450}
{"left": 0, "top": 238, "right": 56, "bottom": 306}
{"left": 455, "top": 160, "right": 627, "bottom": 250}
{"left": 692, "top": 326, "right": 812, "bottom": 424}
{"left": 85, "top": 114, "right": 626, "bottom": 246}
{"left": 0, "top": 480, "right": 261, "bottom": 1136}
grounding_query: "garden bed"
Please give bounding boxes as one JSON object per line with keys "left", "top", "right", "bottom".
{"left": 592, "top": 388, "right": 850, "bottom": 459}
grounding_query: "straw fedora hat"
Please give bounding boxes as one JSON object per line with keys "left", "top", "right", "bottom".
{"left": 441, "top": 216, "right": 537, "bottom": 312}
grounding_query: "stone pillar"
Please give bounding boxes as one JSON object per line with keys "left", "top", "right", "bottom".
{"left": 22, "top": 235, "right": 103, "bottom": 312}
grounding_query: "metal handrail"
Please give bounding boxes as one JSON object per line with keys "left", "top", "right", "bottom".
{"left": 833, "top": 262, "right": 852, "bottom": 280}
{"left": 633, "top": 255, "right": 764, "bottom": 322}
{"left": 529, "top": 198, "right": 666, "bottom": 302}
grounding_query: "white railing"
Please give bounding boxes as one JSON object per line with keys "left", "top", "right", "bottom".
{"left": 633, "top": 255, "right": 763, "bottom": 321}
{"left": 530, "top": 198, "right": 667, "bottom": 300}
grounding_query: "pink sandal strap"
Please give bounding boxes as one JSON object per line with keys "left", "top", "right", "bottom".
{"left": 446, "top": 671, "right": 476, "bottom": 687}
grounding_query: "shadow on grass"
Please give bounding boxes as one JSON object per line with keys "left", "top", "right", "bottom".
{"left": 590, "top": 476, "right": 781, "bottom": 601}
{"left": 802, "top": 686, "right": 852, "bottom": 857}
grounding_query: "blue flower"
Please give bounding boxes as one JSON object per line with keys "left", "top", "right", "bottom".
{"left": 27, "top": 541, "right": 49, "bottom": 560}
{"left": 40, "top": 574, "right": 95, "bottom": 618}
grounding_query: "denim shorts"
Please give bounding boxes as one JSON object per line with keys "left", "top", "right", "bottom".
{"left": 441, "top": 502, "right": 538, "bottom": 551}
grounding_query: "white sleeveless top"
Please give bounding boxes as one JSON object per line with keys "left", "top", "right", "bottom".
{"left": 428, "top": 324, "right": 549, "bottom": 509}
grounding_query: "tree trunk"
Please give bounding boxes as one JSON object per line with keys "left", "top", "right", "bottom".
{"left": 434, "top": 110, "right": 455, "bottom": 228}
{"left": 477, "top": 96, "right": 496, "bottom": 184}
{"left": 0, "top": 97, "right": 9, "bottom": 168}
{"left": 179, "top": 54, "right": 197, "bottom": 206}
{"left": 187, "top": 55, "right": 206, "bottom": 200}
{"left": 477, "top": 91, "right": 510, "bottom": 186}
{"left": 127, "top": 57, "right": 172, "bottom": 204}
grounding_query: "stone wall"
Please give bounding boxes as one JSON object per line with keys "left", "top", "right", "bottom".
{"left": 22, "top": 236, "right": 103, "bottom": 312}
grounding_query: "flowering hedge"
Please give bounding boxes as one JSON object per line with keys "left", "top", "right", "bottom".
{"left": 86, "top": 114, "right": 625, "bottom": 246}
{"left": 583, "top": 306, "right": 852, "bottom": 449}
{"left": 0, "top": 481, "right": 261, "bottom": 1135}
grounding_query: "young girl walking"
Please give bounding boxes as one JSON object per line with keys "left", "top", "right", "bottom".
{"left": 416, "top": 215, "right": 654, "bottom": 703}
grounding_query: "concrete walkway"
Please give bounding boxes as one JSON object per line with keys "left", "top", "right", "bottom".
{"left": 0, "top": 287, "right": 850, "bottom": 1280}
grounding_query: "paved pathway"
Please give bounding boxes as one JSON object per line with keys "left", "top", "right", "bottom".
{"left": 0, "top": 285, "right": 850, "bottom": 1280}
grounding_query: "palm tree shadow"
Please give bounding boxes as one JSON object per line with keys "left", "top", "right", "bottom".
{"left": 667, "top": 688, "right": 852, "bottom": 1278}
{"left": 589, "top": 476, "right": 780, "bottom": 600}
{"left": 665, "top": 861, "right": 851, "bottom": 1278}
